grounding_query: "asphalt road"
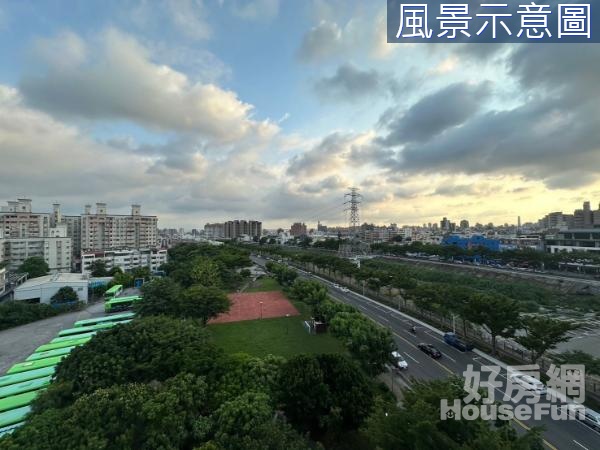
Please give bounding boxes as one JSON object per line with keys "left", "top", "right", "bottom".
{"left": 253, "top": 256, "right": 600, "bottom": 450}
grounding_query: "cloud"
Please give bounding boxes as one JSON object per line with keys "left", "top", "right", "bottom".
{"left": 297, "top": 11, "right": 393, "bottom": 63}
{"left": 230, "top": 0, "right": 279, "bottom": 20}
{"left": 286, "top": 131, "right": 375, "bottom": 178}
{"left": 164, "top": 0, "right": 212, "bottom": 40}
{"left": 379, "top": 81, "right": 492, "bottom": 145}
{"left": 20, "top": 29, "right": 277, "bottom": 142}
{"left": 299, "top": 175, "right": 348, "bottom": 194}
{"left": 313, "top": 63, "right": 399, "bottom": 102}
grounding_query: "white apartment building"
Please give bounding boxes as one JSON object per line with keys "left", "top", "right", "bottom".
{"left": 81, "top": 248, "right": 168, "bottom": 275}
{"left": 81, "top": 203, "right": 158, "bottom": 251}
{"left": 3, "top": 224, "right": 72, "bottom": 273}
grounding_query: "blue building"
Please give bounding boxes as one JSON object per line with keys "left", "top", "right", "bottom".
{"left": 442, "top": 235, "right": 501, "bottom": 252}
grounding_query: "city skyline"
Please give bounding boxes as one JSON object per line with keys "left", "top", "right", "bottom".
{"left": 1, "top": 1, "right": 599, "bottom": 228}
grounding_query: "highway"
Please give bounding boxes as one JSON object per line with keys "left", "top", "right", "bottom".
{"left": 253, "top": 256, "right": 600, "bottom": 450}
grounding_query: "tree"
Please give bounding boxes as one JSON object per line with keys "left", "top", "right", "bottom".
{"left": 516, "top": 317, "right": 579, "bottom": 363}
{"left": 34, "top": 316, "right": 225, "bottom": 410}
{"left": 363, "top": 377, "right": 543, "bottom": 450}
{"left": 135, "top": 278, "right": 182, "bottom": 317}
{"left": 18, "top": 256, "right": 49, "bottom": 278}
{"left": 182, "top": 285, "right": 230, "bottom": 324}
{"left": 277, "top": 354, "right": 374, "bottom": 439}
{"left": 191, "top": 257, "right": 222, "bottom": 288}
{"left": 50, "top": 286, "right": 78, "bottom": 304}
{"left": 464, "top": 293, "right": 521, "bottom": 355}
{"left": 111, "top": 271, "right": 134, "bottom": 288}
{"left": 287, "top": 279, "right": 328, "bottom": 306}
{"left": 3, "top": 374, "right": 211, "bottom": 450}
{"left": 108, "top": 266, "right": 123, "bottom": 276}
{"left": 89, "top": 260, "right": 108, "bottom": 277}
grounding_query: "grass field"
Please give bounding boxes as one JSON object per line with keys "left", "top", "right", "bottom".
{"left": 210, "top": 279, "right": 346, "bottom": 358}
{"left": 245, "top": 277, "right": 280, "bottom": 292}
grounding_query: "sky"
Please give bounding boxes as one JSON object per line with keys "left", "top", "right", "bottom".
{"left": 1, "top": 0, "right": 599, "bottom": 229}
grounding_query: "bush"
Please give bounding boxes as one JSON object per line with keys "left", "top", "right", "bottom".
{"left": 0, "top": 301, "right": 79, "bottom": 331}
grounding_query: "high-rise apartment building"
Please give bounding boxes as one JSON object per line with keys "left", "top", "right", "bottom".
{"left": 224, "top": 220, "right": 262, "bottom": 239}
{"left": 81, "top": 203, "right": 158, "bottom": 251}
{"left": 204, "top": 223, "right": 225, "bottom": 239}
{"left": 290, "top": 222, "right": 307, "bottom": 236}
{"left": 0, "top": 199, "right": 50, "bottom": 238}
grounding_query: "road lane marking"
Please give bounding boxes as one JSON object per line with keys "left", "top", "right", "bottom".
{"left": 573, "top": 440, "right": 589, "bottom": 450}
{"left": 440, "top": 352, "right": 457, "bottom": 363}
{"left": 403, "top": 352, "right": 420, "bottom": 364}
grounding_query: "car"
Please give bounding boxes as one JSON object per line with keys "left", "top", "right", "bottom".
{"left": 391, "top": 351, "right": 408, "bottom": 370}
{"left": 417, "top": 343, "right": 442, "bottom": 359}
{"left": 565, "top": 404, "right": 600, "bottom": 430}
{"left": 443, "top": 332, "right": 474, "bottom": 352}
{"left": 340, "top": 287, "right": 349, "bottom": 293}
{"left": 509, "top": 373, "right": 547, "bottom": 395}
{"left": 332, "top": 283, "right": 340, "bottom": 289}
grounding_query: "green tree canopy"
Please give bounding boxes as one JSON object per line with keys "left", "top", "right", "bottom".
{"left": 516, "top": 316, "right": 579, "bottom": 363}
{"left": 18, "top": 256, "right": 49, "bottom": 278}
{"left": 136, "top": 277, "right": 183, "bottom": 317}
{"left": 89, "top": 260, "right": 108, "bottom": 277}
{"left": 50, "top": 286, "right": 78, "bottom": 304}
{"left": 464, "top": 293, "right": 521, "bottom": 355}
{"left": 34, "top": 316, "right": 225, "bottom": 410}
{"left": 277, "top": 354, "right": 374, "bottom": 439}
{"left": 182, "top": 285, "right": 230, "bottom": 324}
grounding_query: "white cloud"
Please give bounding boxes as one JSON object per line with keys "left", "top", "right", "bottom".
{"left": 20, "top": 29, "right": 278, "bottom": 142}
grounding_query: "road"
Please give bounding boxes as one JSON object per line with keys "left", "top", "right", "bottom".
{"left": 0, "top": 301, "right": 106, "bottom": 374}
{"left": 253, "top": 256, "right": 600, "bottom": 450}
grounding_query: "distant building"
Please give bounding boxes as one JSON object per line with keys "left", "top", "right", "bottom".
{"left": 290, "top": 222, "right": 307, "bottom": 236}
{"left": 442, "top": 235, "right": 501, "bottom": 252}
{"left": 224, "top": 220, "right": 262, "bottom": 239}
{"left": 14, "top": 273, "right": 89, "bottom": 304}
{"left": 204, "top": 223, "right": 225, "bottom": 239}
{"left": 0, "top": 267, "right": 5, "bottom": 297}
{"left": 81, "top": 248, "right": 168, "bottom": 275}
{"left": 81, "top": 203, "right": 158, "bottom": 252}
{"left": 459, "top": 219, "right": 470, "bottom": 230}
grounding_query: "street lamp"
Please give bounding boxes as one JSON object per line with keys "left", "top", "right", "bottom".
{"left": 259, "top": 301, "right": 263, "bottom": 320}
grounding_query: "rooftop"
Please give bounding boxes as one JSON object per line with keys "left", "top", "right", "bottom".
{"left": 18, "top": 273, "right": 88, "bottom": 288}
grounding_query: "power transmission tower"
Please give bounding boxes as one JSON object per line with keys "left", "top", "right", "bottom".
{"left": 344, "top": 187, "right": 361, "bottom": 238}
{"left": 339, "top": 187, "right": 370, "bottom": 258}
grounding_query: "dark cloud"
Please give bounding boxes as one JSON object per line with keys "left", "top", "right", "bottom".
{"left": 379, "top": 81, "right": 491, "bottom": 145}
{"left": 313, "top": 63, "right": 399, "bottom": 102}
{"left": 299, "top": 175, "right": 347, "bottom": 194}
{"left": 296, "top": 20, "right": 342, "bottom": 63}
{"left": 432, "top": 184, "right": 477, "bottom": 197}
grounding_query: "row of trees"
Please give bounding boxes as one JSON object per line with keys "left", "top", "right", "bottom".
{"left": 284, "top": 277, "right": 395, "bottom": 375}
{"left": 258, "top": 247, "right": 579, "bottom": 362}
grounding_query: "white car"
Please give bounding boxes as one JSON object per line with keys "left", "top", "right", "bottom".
{"left": 332, "top": 283, "right": 340, "bottom": 289}
{"left": 391, "top": 351, "right": 408, "bottom": 370}
{"left": 340, "top": 287, "right": 349, "bottom": 293}
{"left": 509, "top": 373, "right": 547, "bottom": 395}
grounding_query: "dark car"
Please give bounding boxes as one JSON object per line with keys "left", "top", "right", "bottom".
{"left": 417, "top": 343, "right": 442, "bottom": 359}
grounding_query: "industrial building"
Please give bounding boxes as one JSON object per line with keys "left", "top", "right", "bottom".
{"left": 13, "top": 273, "right": 89, "bottom": 304}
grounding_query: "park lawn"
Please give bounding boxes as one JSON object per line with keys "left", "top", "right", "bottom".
{"left": 209, "top": 315, "right": 346, "bottom": 358}
{"left": 245, "top": 276, "right": 280, "bottom": 292}
{"left": 209, "top": 293, "right": 346, "bottom": 358}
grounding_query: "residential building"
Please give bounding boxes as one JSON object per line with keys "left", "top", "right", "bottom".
{"left": 81, "top": 203, "right": 158, "bottom": 251}
{"left": 224, "top": 220, "right": 262, "bottom": 239}
{"left": 204, "top": 223, "right": 225, "bottom": 239}
{"left": 0, "top": 199, "right": 50, "bottom": 238}
{"left": 2, "top": 226, "right": 72, "bottom": 273}
{"left": 14, "top": 273, "right": 89, "bottom": 304}
{"left": 290, "top": 222, "right": 307, "bottom": 237}
{"left": 51, "top": 203, "right": 82, "bottom": 257}
{"left": 81, "top": 248, "right": 168, "bottom": 274}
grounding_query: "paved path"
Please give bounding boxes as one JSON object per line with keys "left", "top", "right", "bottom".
{"left": 0, "top": 301, "right": 105, "bottom": 374}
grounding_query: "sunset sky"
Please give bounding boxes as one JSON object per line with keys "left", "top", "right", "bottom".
{"left": 1, "top": 0, "right": 599, "bottom": 228}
